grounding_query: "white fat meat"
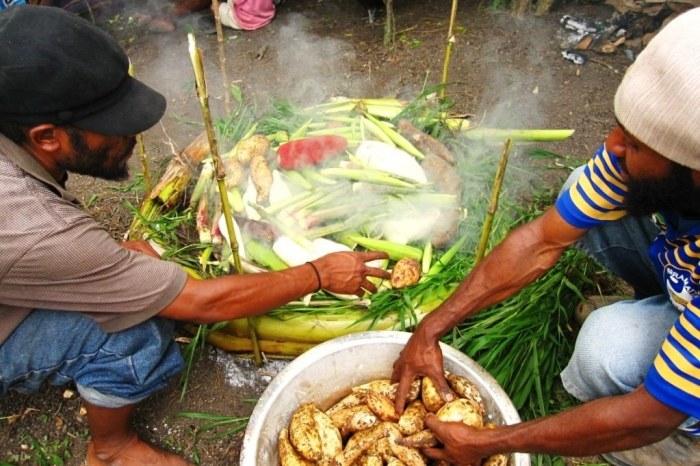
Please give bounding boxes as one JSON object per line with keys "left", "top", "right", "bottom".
{"left": 272, "top": 236, "right": 352, "bottom": 267}
{"left": 355, "top": 140, "right": 427, "bottom": 184}
{"left": 382, "top": 207, "right": 441, "bottom": 244}
{"left": 269, "top": 169, "right": 293, "bottom": 205}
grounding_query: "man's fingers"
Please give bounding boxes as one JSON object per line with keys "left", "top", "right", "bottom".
{"left": 424, "top": 413, "right": 445, "bottom": 436}
{"left": 421, "top": 446, "right": 448, "bottom": 462}
{"left": 361, "top": 280, "right": 377, "bottom": 293}
{"left": 437, "top": 377, "right": 456, "bottom": 403}
{"left": 359, "top": 251, "right": 390, "bottom": 262}
{"left": 366, "top": 265, "right": 391, "bottom": 279}
{"left": 426, "top": 369, "right": 455, "bottom": 403}
{"left": 393, "top": 372, "right": 414, "bottom": 414}
{"left": 390, "top": 358, "right": 402, "bottom": 384}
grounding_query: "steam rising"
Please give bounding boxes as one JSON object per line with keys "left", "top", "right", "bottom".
{"left": 126, "top": 4, "right": 552, "bottom": 251}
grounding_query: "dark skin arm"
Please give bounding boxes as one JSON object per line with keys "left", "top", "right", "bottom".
{"left": 158, "top": 250, "right": 390, "bottom": 323}
{"left": 120, "top": 240, "right": 162, "bottom": 258}
{"left": 26, "top": 125, "right": 392, "bottom": 327}
{"left": 392, "top": 206, "right": 586, "bottom": 411}
{"left": 121, "top": 240, "right": 390, "bottom": 323}
{"left": 410, "top": 386, "right": 686, "bottom": 464}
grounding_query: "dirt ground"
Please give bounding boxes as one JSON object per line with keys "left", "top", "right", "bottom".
{"left": 0, "top": 0, "right": 641, "bottom": 464}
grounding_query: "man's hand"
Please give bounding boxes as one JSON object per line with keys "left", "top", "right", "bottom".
{"left": 416, "top": 414, "right": 487, "bottom": 466}
{"left": 391, "top": 329, "right": 455, "bottom": 413}
{"left": 311, "top": 251, "right": 391, "bottom": 296}
{"left": 120, "top": 240, "right": 162, "bottom": 259}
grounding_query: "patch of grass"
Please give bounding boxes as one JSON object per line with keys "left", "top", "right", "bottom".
{"left": 174, "top": 412, "right": 250, "bottom": 465}
{"left": 17, "top": 434, "right": 72, "bottom": 466}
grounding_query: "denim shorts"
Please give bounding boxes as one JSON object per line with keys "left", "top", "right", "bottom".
{"left": 0, "top": 309, "right": 183, "bottom": 408}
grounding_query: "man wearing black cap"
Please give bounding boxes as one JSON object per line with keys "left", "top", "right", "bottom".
{"left": 0, "top": 5, "right": 389, "bottom": 465}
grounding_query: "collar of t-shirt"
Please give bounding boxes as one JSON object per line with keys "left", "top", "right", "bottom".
{"left": 658, "top": 210, "right": 700, "bottom": 239}
{"left": 0, "top": 133, "right": 78, "bottom": 204}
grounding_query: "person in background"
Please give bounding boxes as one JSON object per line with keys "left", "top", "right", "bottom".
{"left": 214, "top": 0, "right": 275, "bottom": 31}
{"left": 0, "top": 6, "right": 389, "bottom": 465}
{"left": 142, "top": 0, "right": 212, "bottom": 32}
{"left": 143, "top": 0, "right": 279, "bottom": 33}
{"left": 392, "top": 7, "right": 700, "bottom": 466}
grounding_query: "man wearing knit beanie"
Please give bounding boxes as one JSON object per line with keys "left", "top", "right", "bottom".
{"left": 392, "top": 8, "right": 700, "bottom": 466}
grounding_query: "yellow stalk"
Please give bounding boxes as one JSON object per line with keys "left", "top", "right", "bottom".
{"left": 440, "top": 0, "right": 460, "bottom": 101}
{"left": 475, "top": 139, "right": 512, "bottom": 264}
{"left": 188, "top": 33, "right": 262, "bottom": 366}
{"left": 127, "top": 63, "right": 152, "bottom": 194}
{"left": 463, "top": 128, "right": 575, "bottom": 141}
{"left": 210, "top": 0, "right": 231, "bottom": 115}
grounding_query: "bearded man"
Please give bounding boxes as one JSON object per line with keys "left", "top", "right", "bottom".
{"left": 0, "top": 6, "right": 388, "bottom": 465}
{"left": 392, "top": 7, "right": 700, "bottom": 466}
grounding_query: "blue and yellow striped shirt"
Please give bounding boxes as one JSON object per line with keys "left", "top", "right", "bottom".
{"left": 556, "top": 144, "right": 700, "bottom": 418}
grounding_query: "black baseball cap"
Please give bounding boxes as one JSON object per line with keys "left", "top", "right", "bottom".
{"left": 0, "top": 5, "right": 166, "bottom": 136}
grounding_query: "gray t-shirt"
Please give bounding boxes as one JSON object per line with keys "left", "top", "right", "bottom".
{"left": 0, "top": 133, "right": 188, "bottom": 344}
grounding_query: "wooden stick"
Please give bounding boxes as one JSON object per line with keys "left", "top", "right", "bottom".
{"left": 127, "top": 63, "right": 153, "bottom": 195}
{"left": 188, "top": 33, "right": 263, "bottom": 366}
{"left": 439, "top": 0, "right": 459, "bottom": 101}
{"left": 475, "top": 138, "right": 512, "bottom": 264}
{"left": 210, "top": 0, "right": 232, "bottom": 115}
{"left": 383, "top": 0, "right": 395, "bottom": 46}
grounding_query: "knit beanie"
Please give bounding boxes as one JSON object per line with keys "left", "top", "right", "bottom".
{"left": 614, "top": 7, "right": 700, "bottom": 170}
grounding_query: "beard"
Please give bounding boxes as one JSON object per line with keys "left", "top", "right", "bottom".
{"left": 624, "top": 162, "right": 700, "bottom": 217}
{"left": 60, "top": 128, "right": 135, "bottom": 181}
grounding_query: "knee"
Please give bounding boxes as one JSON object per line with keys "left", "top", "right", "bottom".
{"left": 74, "top": 318, "right": 183, "bottom": 405}
{"left": 561, "top": 304, "right": 654, "bottom": 400}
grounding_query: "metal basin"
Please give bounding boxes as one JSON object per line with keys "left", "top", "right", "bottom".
{"left": 240, "top": 330, "right": 530, "bottom": 465}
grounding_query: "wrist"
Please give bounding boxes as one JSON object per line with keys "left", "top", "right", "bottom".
{"left": 419, "top": 311, "right": 453, "bottom": 341}
{"left": 307, "top": 261, "right": 322, "bottom": 291}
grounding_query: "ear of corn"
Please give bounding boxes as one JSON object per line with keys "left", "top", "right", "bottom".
{"left": 342, "top": 233, "right": 423, "bottom": 262}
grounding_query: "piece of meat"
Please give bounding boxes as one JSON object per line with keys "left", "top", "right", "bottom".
{"left": 250, "top": 155, "right": 273, "bottom": 204}
{"left": 398, "top": 119, "right": 456, "bottom": 165}
{"left": 420, "top": 150, "right": 463, "bottom": 248}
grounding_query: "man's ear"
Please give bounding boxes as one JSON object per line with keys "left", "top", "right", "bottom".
{"left": 604, "top": 125, "right": 626, "bottom": 156}
{"left": 25, "top": 124, "right": 68, "bottom": 154}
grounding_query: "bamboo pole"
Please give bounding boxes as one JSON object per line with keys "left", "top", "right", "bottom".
{"left": 188, "top": 33, "right": 263, "bottom": 366}
{"left": 136, "top": 135, "right": 152, "bottom": 195}
{"left": 210, "top": 0, "right": 232, "bottom": 115}
{"left": 475, "top": 138, "right": 512, "bottom": 264}
{"left": 439, "top": 0, "right": 459, "bottom": 101}
{"left": 127, "top": 63, "right": 153, "bottom": 194}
